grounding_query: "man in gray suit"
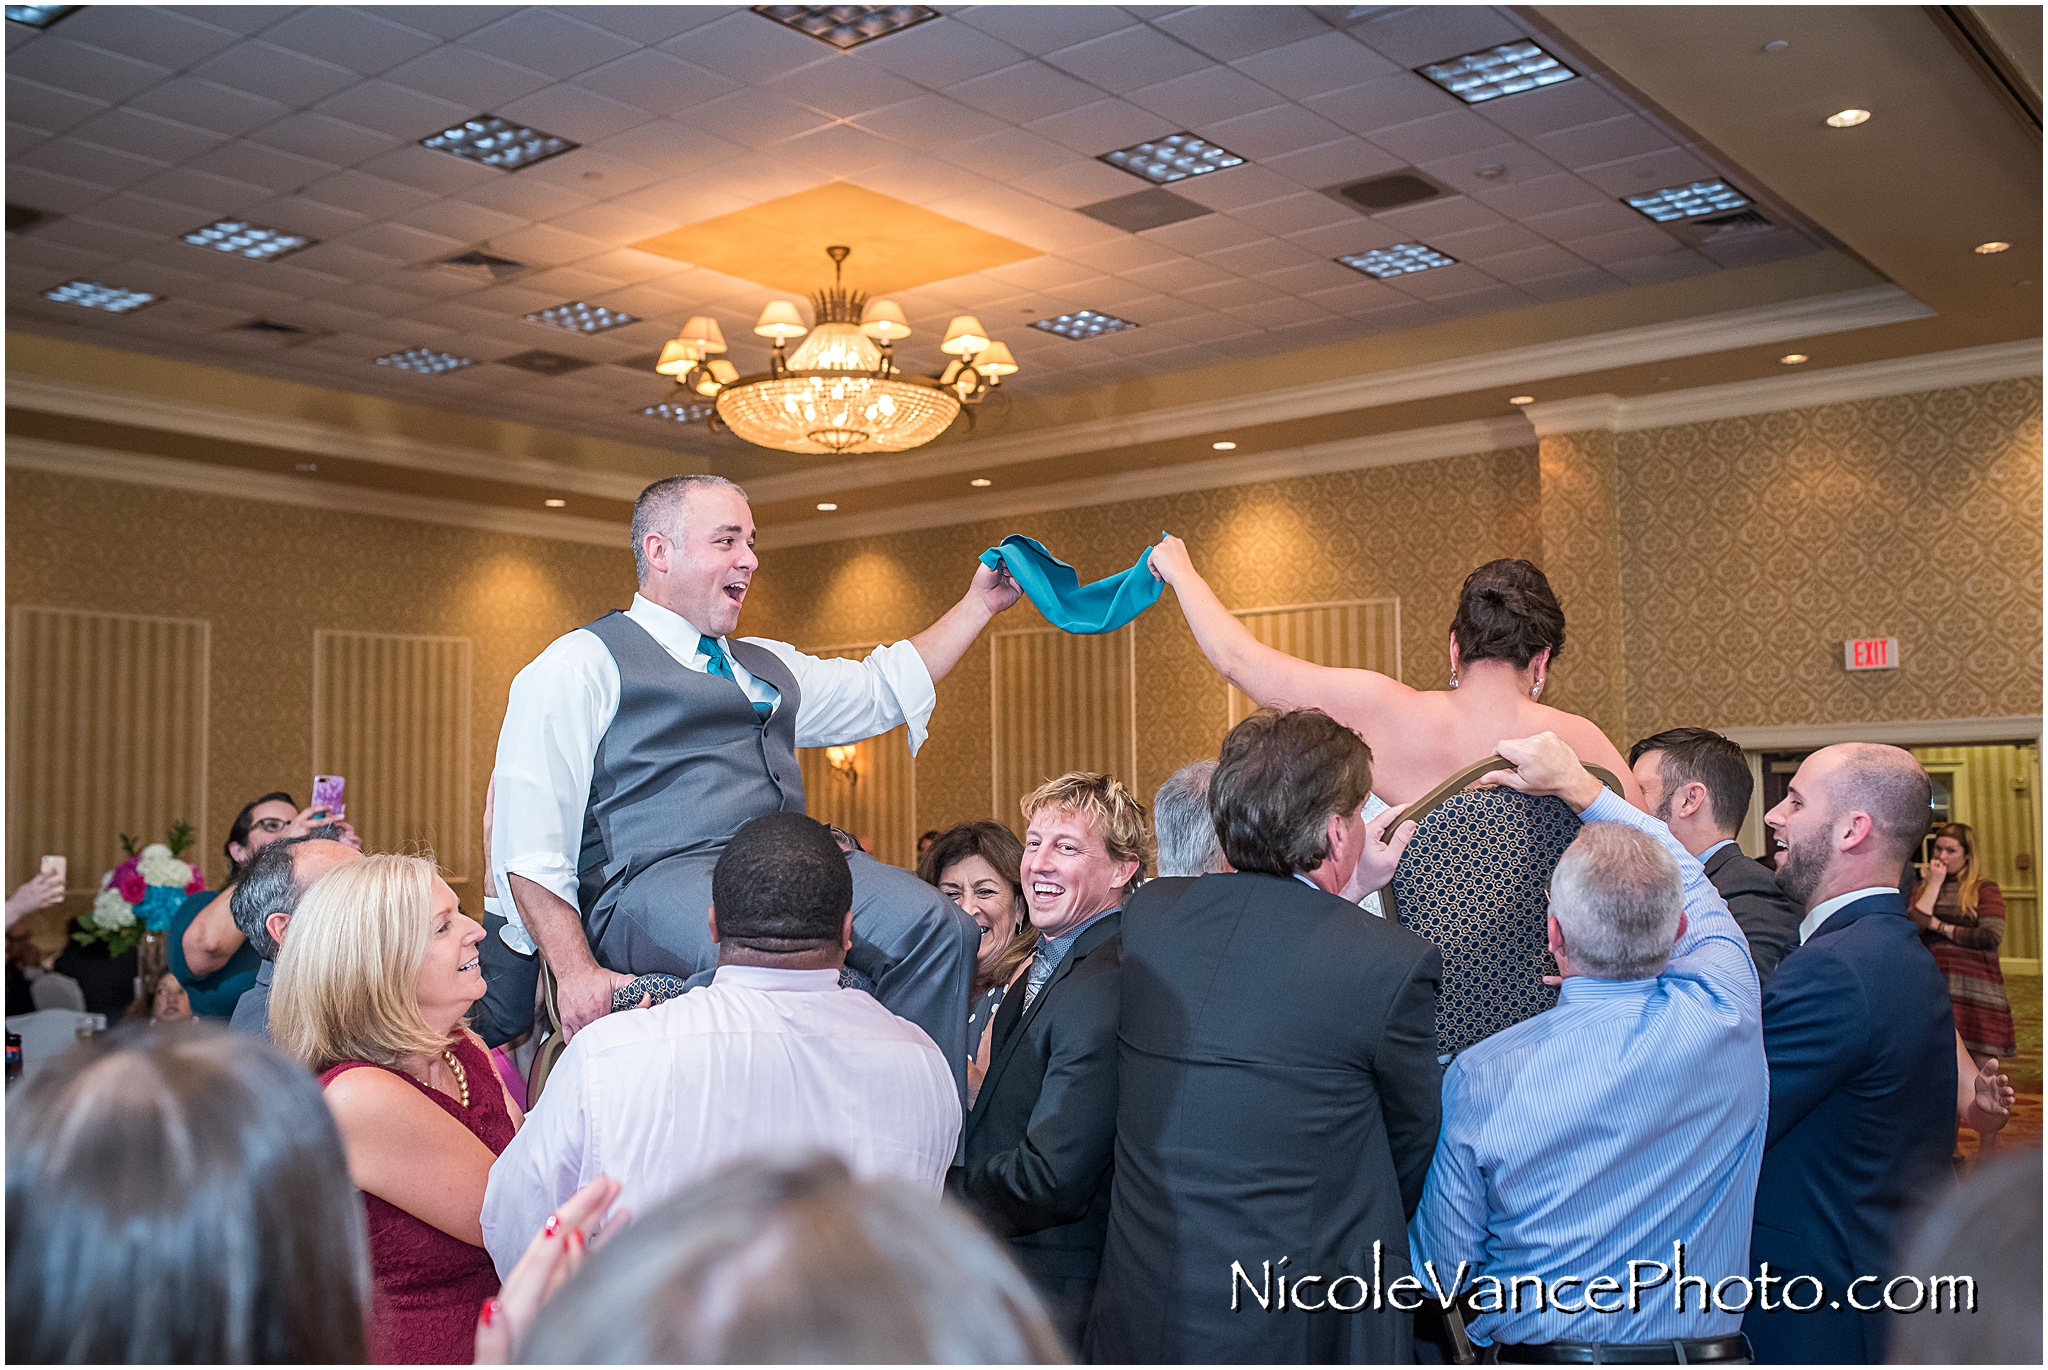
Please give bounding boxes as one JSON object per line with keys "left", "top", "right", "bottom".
{"left": 225, "top": 834, "right": 361, "bottom": 1040}
{"left": 1630, "top": 727, "right": 1801, "bottom": 979}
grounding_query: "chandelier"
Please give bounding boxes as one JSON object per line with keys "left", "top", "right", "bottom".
{"left": 652, "top": 246, "right": 1020, "bottom": 456}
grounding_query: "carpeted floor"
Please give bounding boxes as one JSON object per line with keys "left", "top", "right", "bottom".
{"left": 1958, "top": 971, "right": 2039, "bottom": 1165}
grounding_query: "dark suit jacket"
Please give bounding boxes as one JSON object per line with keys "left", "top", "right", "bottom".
{"left": 1744, "top": 892, "right": 1955, "bottom": 1365}
{"left": 947, "top": 910, "right": 1122, "bottom": 1334}
{"left": 1702, "top": 842, "right": 1802, "bottom": 980}
{"left": 1084, "top": 873, "right": 1443, "bottom": 1365}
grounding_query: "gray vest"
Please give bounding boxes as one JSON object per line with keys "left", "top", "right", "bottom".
{"left": 576, "top": 612, "right": 804, "bottom": 954}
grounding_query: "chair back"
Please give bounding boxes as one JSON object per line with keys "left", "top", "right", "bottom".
{"left": 1386, "top": 756, "right": 1623, "bottom": 1058}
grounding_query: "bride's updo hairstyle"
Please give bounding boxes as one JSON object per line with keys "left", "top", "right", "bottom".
{"left": 1451, "top": 559, "right": 1567, "bottom": 669}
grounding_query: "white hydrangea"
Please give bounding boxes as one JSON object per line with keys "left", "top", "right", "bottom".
{"left": 137, "top": 844, "right": 194, "bottom": 888}
{"left": 90, "top": 887, "right": 137, "bottom": 931}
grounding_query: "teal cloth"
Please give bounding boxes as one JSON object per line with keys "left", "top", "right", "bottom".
{"left": 979, "top": 534, "right": 1165, "bottom": 635}
{"left": 167, "top": 889, "right": 260, "bottom": 1020}
{"left": 700, "top": 634, "right": 774, "bottom": 720}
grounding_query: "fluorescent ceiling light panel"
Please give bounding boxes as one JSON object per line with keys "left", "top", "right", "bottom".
{"left": 182, "top": 219, "right": 315, "bottom": 260}
{"left": 421, "top": 116, "right": 578, "bottom": 171}
{"left": 752, "top": 4, "right": 937, "bottom": 49}
{"left": 527, "top": 301, "right": 638, "bottom": 334}
{"left": 1337, "top": 243, "right": 1458, "bottom": 278}
{"left": 640, "top": 401, "right": 717, "bottom": 423}
{"left": 375, "top": 347, "right": 473, "bottom": 374}
{"left": 1100, "top": 133, "right": 1244, "bottom": 185}
{"left": 43, "top": 279, "right": 157, "bottom": 313}
{"left": 1623, "top": 180, "right": 1752, "bottom": 223}
{"left": 1030, "top": 309, "right": 1138, "bottom": 340}
{"left": 5, "top": 6, "right": 77, "bottom": 28}
{"left": 1417, "top": 41, "right": 1577, "bottom": 104}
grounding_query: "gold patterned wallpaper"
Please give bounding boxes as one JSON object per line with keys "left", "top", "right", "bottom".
{"left": 1538, "top": 427, "right": 1630, "bottom": 741}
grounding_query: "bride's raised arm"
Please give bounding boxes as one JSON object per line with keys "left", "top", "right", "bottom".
{"left": 1148, "top": 534, "right": 1413, "bottom": 732}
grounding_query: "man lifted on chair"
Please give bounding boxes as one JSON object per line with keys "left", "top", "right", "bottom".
{"left": 489, "top": 474, "right": 1015, "bottom": 1089}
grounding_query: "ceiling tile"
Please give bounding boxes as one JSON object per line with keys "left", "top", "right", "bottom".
{"left": 766, "top": 56, "right": 925, "bottom": 118}
{"left": 184, "top": 139, "right": 339, "bottom": 193}
{"left": 487, "top": 220, "right": 614, "bottom": 267}
{"left": 321, "top": 278, "right": 441, "bottom": 313}
{"left": 774, "top": 122, "right": 913, "bottom": 176}
{"left": 1430, "top": 281, "right": 1534, "bottom": 318}
{"left": 351, "top": 140, "right": 502, "bottom": 193}
{"left": 496, "top": 81, "right": 653, "bottom": 143}
{"left": 1696, "top": 231, "right": 1819, "bottom": 271}
{"left": 593, "top": 118, "right": 746, "bottom": 177}
{"left": 519, "top": 145, "right": 669, "bottom": 197}
{"left": 162, "top": 7, "right": 299, "bottom": 36}
{"left": 299, "top": 168, "right": 438, "bottom": 218}
{"left": 392, "top": 195, "right": 525, "bottom": 241}
{"left": 333, "top": 219, "right": 467, "bottom": 263}
{"left": 247, "top": 110, "right": 400, "bottom": 166}
{"left": 1379, "top": 260, "right": 1494, "bottom": 300}
{"left": 1194, "top": 102, "right": 1349, "bottom": 161}
{"left": 121, "top": 240, "right": 252, "bottom": 282}
{"left": 994, "top": 205, "right": 1126, "bottom": 253}
{"left": 181, "top": 275, "right": 307, "bottom": 314}
{"left": 1464, "top": 242, "right": 1588, "bottom": 283}
{"left": 1127, "top": 65, "right": 1281, "bottom": 127}
{"left": 7, "top": 121, "right": 50, "bottom": 160}
{"left": 57, "top": 6, "right": 242, "bottom": 69}
{"left": 850, "top": 18, "right": 1024, "bottom": 88}
{"left": 1520, "top": 197, "right": 1649, "bottom": 242}
{"left": 684, "top": 90, "right": 836, "bottom": 152}
{"left": 9, "top": 235, "right": 115, "bottom": 276}
{"left": 978, "top": 255, "right": 1102, "bottom": 293}
{"left": 838, "top": 153, "right": 985, "bottom": 206}
{"left": 1426, "top": 220, "right": 1547, "bottom": 260}
{"left": 311, "top": 79, "right": 473, "bottom": 140}
{"left": 932, "top": 125, "right": 1080, "bottom": 182}
{"left": 1471, "top": 171, "right": 1607, "bottom": 218}
{"left": 7, "top": 38, "right": 172, "bottom": 103}
{"left": 570, "top": 49, "right": 736, "bottom": 118}
{"left": 1282, "top": 217, "right": 1390, "bottom": 257}
{"left": 1151, "top": 5, "right": 1329, "bottom": 63}
{"left": 1147, "top": 307, "right": 1261, "bottom": 341}
{"left": 1577, "top": 146, "right": 1717, "bottom": 198}
{"left": 1024, "top": 96, "right": 1168, "bottom": 156}
{"left": 1200, "top": 236, "right": 1321, "bottom": 276}
{"left": 259, "top": 8, "right": 441, "bottom": 76}
{"left": 568, "top": 5, "right": 726, "bottom": 46}
{"left": 1262, "top": 137, "right": 1404, "bottom": 190}
{"left": 656, "top": 11, "right": 833, "bottom": 88}
{"left": 608, "top": 176, "right": 754, "bottom": 225}
{"left": 1043, "top": 25, "right": 1208, "bottom": 92}
{"left": 1249, "top": 257, "right": 1360, "bottom": 293}
{"left": 279, "top": 239, "right": 402, "bottom": 279}
{"left": 1227, "top": 31, "right": 1398, "bottom": 100}
{"left": 82, "top": 190, "right": 224, "bottom": 234}
{"left": 1343, "top": 5, "right": 1527, "bottom": 70}
{"left": 563, "top": 245, "right": 685, "bottom": 284}
{"left": 32, "top": 213, "right": 161, "bottom": 257}
{"left": 128, "top": 75, "right": 292, "bottom": 137}
{"left": 462, "top": 8, "right": 638, "bottom": 79}
{"left": 130, "top": 165, "right": 271, "bottom": 212}
{"left": 1227, "top": 189, "right": 1358, "bottom": 236}
{"left": 950, "top": 6, "right": 1133, "bottom": 56}
{"left": 853, "top": 92, "right": 1007, "bottom": 151}
{"left": 1370, "top": 194, "right": 1506, "bottom": 238}
{"left": 1416, "top": 140, "right": 1567, "bottom": 196}
{"left": 1360, "top": 108, "right": 1506, "bottom": 164}
{"left": 947, "top": 60, "right": 1106, "bottom": 125}
{"left": 1138, "top": 209, "right": 1266, "bottom": 255}
{"left": 381, "top": 44, "right": 555, "bottom": 111}
{"left": 1604, "top": 250, "right": 1718, "bottom": 285}
{"left": 1010, "top": 158, "right": 1140, "bottom": 209}
{"left": 1168, "top": 162, "right": 1304, "bottom": 212}
{"left": 67, "top": 106, "right": 221, "bottom": 164}
{"left": 1531, "top": 115, "right": 1675, "bottom": 172}
{"left": 1304, "top": 71, "right": 1453, "bottom": 137}
{"left": 688, "top": 155, "right": 827, "bottom": 204}
{"left": 457, "top": 168, "right": 595, "bottom": 219}
{"left": 1559, "top": 223, "right": 1684, "bottom": 265}
{"left": 242, "top": 194, "right": 371, "bottom": 239}
{"left": 190, "top": 40, "right": 363, "bottom": 108}
{"left": 1475, "top": 78, "right": 1630, "bottom": 141}
{"left": 357, "top": 6, "right": 519, "bottom": 40}
{"left": 1060, "top": 232, "right": 1187, "bottom": 274}
{"left": 1519, "top": 266, "right": 1624, "bottom": 302}
{"left": 7, "top": 75, "right": 109, "bottom": 135}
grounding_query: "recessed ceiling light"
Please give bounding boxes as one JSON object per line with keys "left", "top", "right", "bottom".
{"left": 42, "top": 279, "right": 158, "bottom": 313}
{"left": 752, "top": 4, "right": 938, "bottom": 49}
{"left": 1763, "top": 40, "right": 1789, "bottom": 53}
{"left": 5, "top": 5, "right": 78, "bottom": 28}
{"left": 1624, "top": 180, "right": 1751, "bottom": 223}
{"left": 816, "top": 502, "right": 838, "bottom": 511}
{"left": 182, "top": 219, "right": 314, "bottom": 260}
{"left": 1509, "top": 395, "right": 1535, "bottom": 405}
{"left": 440, "top": 249, "right": 527, "bottom": 280}
{"left": 1100, "top": 133, "right": 1244, "bottom": 185}
{"left": 1337, "top": 243, "right": 1457, "bottom": 278}
{"left": 1417, "top": 40, "right": 1577, "bottom": 104}
{"left": 639, "top": 401, "right": 717, "bottom": 423}
{"left": 544, "top": 498, "right": 567, "bottom": 508}
{"left": 1212, "top": 441, "right": 1237, "bottom": 451}
{"left": 295, "top": 462, "right": 317, "bottom": 473}
{"left": 1825, "top": 109, "right": 1870, "bottom": 128}
{"left": 1976, "top": 241, "right": 2012, "bottom": 254}
{"left": 375, "top": 347, "right": 473, "bottom": 375}
{"left": 969, "top": 478, "right": 992, "bottom": 487}
{"left": 1780, "top": 353, "right": 1809, "bottom": 364}
{"left": 421, "top": 115, "right": 578, "bottom": 172}
{"left": 1030, "top": 309, "right": 1138, "bottom": 339}
{"left": 527, "top": 301, "right": 638, "bottom": 333}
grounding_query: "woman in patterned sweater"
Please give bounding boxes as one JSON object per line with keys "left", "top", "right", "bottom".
{"left": 1912, "top": 822, "right": 2017, "bottom": 1064}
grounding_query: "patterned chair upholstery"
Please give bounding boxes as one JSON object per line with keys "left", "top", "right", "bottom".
{"left": 1385, "top": 756, "right": 1624, "bottom": 1060}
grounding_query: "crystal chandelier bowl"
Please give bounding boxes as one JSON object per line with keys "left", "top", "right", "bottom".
{"left": 715, "top": 371, "right": 962, "bottom": 455}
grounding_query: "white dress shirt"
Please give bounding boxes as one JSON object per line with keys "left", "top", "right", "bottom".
{"left": 491, "top": 594, "right": 936, "bottom": 951}
{"left": 1797, "top": 884, "right": 1901, "bottom": 944}
{"left": 479, "top": 964, "right": 961, "bottom": 1277}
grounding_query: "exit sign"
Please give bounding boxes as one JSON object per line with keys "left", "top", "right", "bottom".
{"left": 1844, "top": 637, "right": 1900, "bottom": 671}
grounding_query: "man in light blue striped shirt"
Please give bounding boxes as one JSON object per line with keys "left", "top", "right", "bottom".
{"left": 1409, "top": 732, "right": 1767, "bottom": 1362}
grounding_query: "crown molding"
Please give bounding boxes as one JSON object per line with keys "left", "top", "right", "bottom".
{"left": 757, "top": 414, "right": 1534, "bottom": 549}
{"left": 738, "top": 284, "right": 1933, "bottom": 502}
{"left": 4, "top": 375, "right": 652, "bottom": 502}
{"left": 6, "top": 438, "right": 627, "bottom": 548}
{"left": 1522, "top": 394, "right": 1623, "bottom": 436}
{"left": 1718, "top": 716, "right": 2042, "bottom": 749}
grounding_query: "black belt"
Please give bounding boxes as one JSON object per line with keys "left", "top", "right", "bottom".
{"left": 1493, "top": 1334, "right": 1751, "bottom": 1364}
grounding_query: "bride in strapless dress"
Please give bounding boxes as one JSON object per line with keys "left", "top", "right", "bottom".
{"left": 1147, "top": 538, "right": 1647, "bottom": 821}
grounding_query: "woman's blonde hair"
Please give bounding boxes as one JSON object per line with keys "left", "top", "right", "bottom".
{"left": 268, "top": 853, "right": 456, "bottom": 1072}
{"left": 1934, "top": 822, "right": 1985, "bottom": 915}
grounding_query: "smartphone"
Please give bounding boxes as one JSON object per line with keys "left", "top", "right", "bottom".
{"left": 39, "top": 854, "right": 65, "bottom": 887}
{"left": 311, "top": 774, "right": 346, "bottom": 819}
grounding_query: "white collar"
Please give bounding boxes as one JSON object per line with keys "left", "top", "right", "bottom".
{"left": 1798, "top": 886, "right": 1900, "bottom": 944}
{"left": 628, "top": 592, "right": 718, "bottom": 659}
{"left": 710, "top": 965, "right": 842, "bottom": 992}
{"left": 1700, "top": 838, "right": 1738, "bottom": 863}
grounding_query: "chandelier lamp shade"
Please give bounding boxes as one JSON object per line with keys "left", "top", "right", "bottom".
{"left": 651, "top": 246, "right": 1021, "bottom": 456}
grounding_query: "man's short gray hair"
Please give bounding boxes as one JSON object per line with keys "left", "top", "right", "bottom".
{"left": 1549, "top": 823, "right": 1683, "bottom": 980}
{"left": 631, "top": 475, "right": 748, "bottom": 583}
{"left": 1154, "top": 760, "right": 1226, "bottom": 877}
{"left": 226, "top": 831, "right": 339, "bottom": 961}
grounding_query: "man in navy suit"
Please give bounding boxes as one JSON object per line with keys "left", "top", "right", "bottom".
{"left": 1745, "top": 744, "right": 1955, "bottom": 1364}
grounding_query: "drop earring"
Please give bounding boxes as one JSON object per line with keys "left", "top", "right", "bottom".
{"left": 1449, "top": 670, "right": 1460, "bottom": 689}
{"left": 1530, "top": 676, "right": 1544, "bottom": 700}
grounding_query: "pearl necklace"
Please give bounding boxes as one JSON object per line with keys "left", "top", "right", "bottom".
{"left": 437, "top": 1047, "right": 469, "bottom": 1109}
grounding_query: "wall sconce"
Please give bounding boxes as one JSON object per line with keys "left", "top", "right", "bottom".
{"left": 825, "top": 745, "right": 858, "bottom": 782}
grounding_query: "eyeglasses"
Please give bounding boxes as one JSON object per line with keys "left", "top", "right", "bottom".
{"left": 248, "top": 817, "right": 292, "bottom": 835}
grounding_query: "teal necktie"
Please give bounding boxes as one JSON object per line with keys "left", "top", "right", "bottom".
{"left": 700, "top": 635, "right": 774, "bottom": 721}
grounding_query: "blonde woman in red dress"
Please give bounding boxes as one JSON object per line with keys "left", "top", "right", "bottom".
{"left": 1912, "top": 822, "right": 2018, "bottom": 1065}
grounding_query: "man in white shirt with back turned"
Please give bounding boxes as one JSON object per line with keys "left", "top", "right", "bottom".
{"left": 481, "top": 812, "right": 961, "bottom": 1276}
{"left": 491, "top": 474, "right": 1010, "bottom": 1078}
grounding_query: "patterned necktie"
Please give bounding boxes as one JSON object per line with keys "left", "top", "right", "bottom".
{"left": 700, "top": 635, "right": 773, "bottom": 720}
{"left": 1022, "top": 939, "right": 1058, "bottom": 1010}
